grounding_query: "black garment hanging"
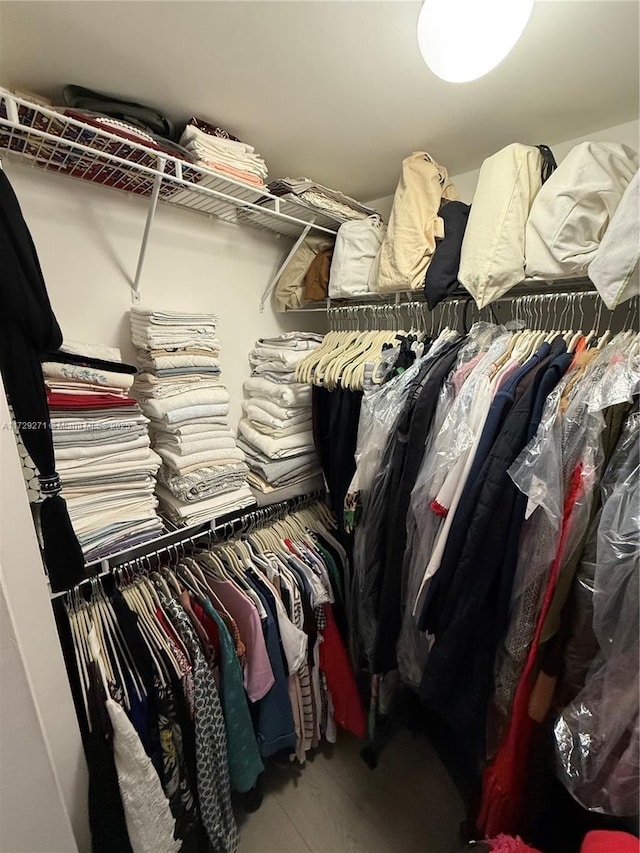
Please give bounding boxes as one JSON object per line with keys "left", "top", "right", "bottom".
{"left": 372, "top": 337, "right": 465, "bottom": 673}
{"left": 0, "top": 169, "right": 84, "bottom": 591}
{"left": 311, "top": 385, "right": 363, "bottom": 535}
{"left": 418, "top": 339, "right": 569, "bottom": 768}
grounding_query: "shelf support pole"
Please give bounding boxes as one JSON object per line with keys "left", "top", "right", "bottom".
{"left": 131, "top": 156, "right": 166, "bottom": 304}
{"left": 259, "top": 219, "right": 316, "bottom": 312}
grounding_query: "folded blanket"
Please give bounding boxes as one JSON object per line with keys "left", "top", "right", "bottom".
{"left": 51, "top": 412, "right": 149, "bottom": 427}
{"left": 238, "top": 419, "right": 314, "bottom": 459}
{"left": 249, "top": 369, "right": 299, "bottom": 384}
{"left": 53, "top": 427, "right": 147, "bottom": 447}
{"left": 131, "top": 306, "right": 219, "bottom": 324}
{"left": 248, "top": 473, "right": 325, "bottom": 506}
{"left": 144, "top": 402, "right": 230, "bottom": 424}
{"left": 60, "top": 339, "right": 123, "bottom": 363}
{"left": 43, "top": 362, "right": 135, "bottom": 391}
{"left": 135, "top": 373, "right": 223, "bottom": 399}
{"left": 47, "top": 391, "right": 138, "bottom": 409}
{"left": 157, "top": 483, "right": 255, "bottom": 524}
{"left": 241, "top": 395, "right": 310, "bottom": 421}
{"left": 153, "top": 366, "right": 221, "bottom": 377}
{"left": 249, "top": 419, "right": 311, "bottom": 438}
{"left": 159, "top": 461, "right": 249, "bottom": 503}
{"left": 154, "top": 435, "right": 237, "bottom": 457}
{"left": 140, "top": 387, "right": 230, "bottom": 418}
{"left": 249, "top": 349, "right": 312, "bottom": 370}
{"left": 58, "top": 451, "right": 162, "bottom": 482}
{"left": 238, "top": 439, "right": 318, "bottom": 480}
{"left": 243, "top": 402, "right": 310, "bottom": 431}
{"left": 149, "top": 417, "right": 228, "bottom": 435}
{"left": 152, "top": 426, "right": 233, "bottom": 444}
{"left": 137, "top": 351, "right": 221, "bottom": 370}
{"left": 257, "top": 332, "right": 324, "bottom": 348}
{"left": 56, "top": 444, "right": 158, "bottom": 470}
{"left": 243, "top": 377, "right": 312, "bottom": 407}
{"left": 53, "top": 434, "right": 151, "bottom": 460}
{"left": 44, "top": 349, "right": 137, "bottom": 375}
{"left": 157, "top": 445, "right": 245, "bottom": 474}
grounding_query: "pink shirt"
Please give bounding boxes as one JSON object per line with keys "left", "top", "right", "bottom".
{"left": 209, "top": 578, "right": 275, "bottom": 702}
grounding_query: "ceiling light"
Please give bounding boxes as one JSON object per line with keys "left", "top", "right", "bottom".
{"left": 417, "top": 0, "right": 535, "bottom": 83}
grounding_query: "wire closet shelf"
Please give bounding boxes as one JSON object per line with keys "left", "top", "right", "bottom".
{"left": 0, "top": 90, "right": 343, "bottom": 240}
{"left": 50, "top": 489, "right": 326, "bottom": 600}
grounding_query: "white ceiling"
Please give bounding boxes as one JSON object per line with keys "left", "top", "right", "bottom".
{"left": 1, "top": 1, "right": 638, "bottom": 200}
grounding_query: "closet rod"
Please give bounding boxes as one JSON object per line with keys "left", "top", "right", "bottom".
{"left": 283, "top": 277, "right": 600, "bottom": 313}
{"left": 50, "top": 489, "right": 325, "bottom": 600}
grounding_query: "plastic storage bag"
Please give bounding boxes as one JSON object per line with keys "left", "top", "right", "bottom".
{"left": 554, "top": 411, "right": 639, "bottom": 816}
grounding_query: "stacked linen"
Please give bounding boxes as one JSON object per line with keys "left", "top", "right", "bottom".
{"left": 239, "top": 333, "right": 324, "bottom": 503}
{"left": 43, "top": 342, "right": 163, "bottom": 562}
{"left": 268, "top": 178, "right": 378, "bottom": 222}
{"left": 179, "top": 118, "right": 268, "bottom": 187}
{"left": 130, "top": 307, "right": 254, "bottom": 525}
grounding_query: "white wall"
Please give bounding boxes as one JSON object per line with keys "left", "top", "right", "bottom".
{"left": 368, "top": 119, "right": 639, "bottom": 214}
{"left": 2, "top": 160, "right": 326, "bottom": 429}
{"left": 0, "top": 381, "right": 89, "bottom": 853}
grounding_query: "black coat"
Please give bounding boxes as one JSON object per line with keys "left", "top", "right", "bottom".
{"left": 0, "top": 170, "right": 84, "bottom": 591}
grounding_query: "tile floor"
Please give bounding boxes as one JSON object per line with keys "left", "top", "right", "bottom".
{"left": 236, "top": 729, "right": 464, "bottom": 853}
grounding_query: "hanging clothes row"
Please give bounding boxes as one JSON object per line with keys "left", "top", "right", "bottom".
{"left": 56, "top": 497, "right": 365, "bottom": 853}
{"left": 337, "top": 293, "right": 639, "bottom": 844}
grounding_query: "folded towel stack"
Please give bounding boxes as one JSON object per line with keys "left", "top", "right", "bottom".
{"left": 43, "top": 341, "right": 164, "bottom": 562}
{"left": 130, "top": 307, "right": 254, "bottom": 524}
{"left": 239, "top": 333, "right": 324, "bottom": 500}
{"left": 179, "top": 119, "right": 268, "bottom": 188}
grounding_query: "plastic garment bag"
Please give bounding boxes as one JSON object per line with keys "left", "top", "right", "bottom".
{"left": 490, "top": 339, "right": 639, "bottom": 753}
{"left": 554, "top": 411, "right": 640, "bottom": 816}
{"left": 349, "top": 355, "right": 429, "bottom": 662}
{"left": 398, "top": 325, "right": 508, "bottom": 685}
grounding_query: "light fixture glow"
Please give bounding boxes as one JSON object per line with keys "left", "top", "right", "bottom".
{"left": 417, "top": 0, "right": 534, "bottom": 83}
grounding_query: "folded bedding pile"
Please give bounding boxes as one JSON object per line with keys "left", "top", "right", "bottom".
{"left": 130, "top": 307, "right": 254, "bottom": 525}
{"left": 268, "top": 178, "right": 378, "bottom": 222}
{"left": 179, "top": 117, "right": 268, "bottom": 187}
{"left": 239, "top": 333, "right": 324, "bottom": 503}
{"left": 43, "top": 341, "right": 163, "bottom": 562}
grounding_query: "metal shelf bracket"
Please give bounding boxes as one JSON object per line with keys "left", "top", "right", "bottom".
{"left": 131, "top": 155, "right": 166, "bottom": 304}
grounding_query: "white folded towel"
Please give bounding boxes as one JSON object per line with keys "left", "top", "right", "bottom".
{"left": 54, "top": 435, "right": 151, "bottom": 460}
{"left": 147, "top": 403, "right": 230, "bottom": 425}
{"left": 242, "top": 400, "right": 310, "bottom": 430}
{"left": 157, "top": 445, "right": 245, "bottom": 474}
{"left": 249, "top": 420, "right": 311, "bottom": 438}
{"left": 149, "top": 417, "right": 229, "bottom": 434}
{"left": 155, "top": 435, "right": 237, "bottom": 457}
{"left": 140, "top": 388, "right": 230, "bottom": 419}
{"left": 243, "top": 377, "right": 312, "bottom": 407}
{"left": 238, "top": 419, "right": 314, "bottom": 459}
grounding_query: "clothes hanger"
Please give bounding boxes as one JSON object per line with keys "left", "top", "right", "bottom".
{"left": 65, "top": 597, "right": 92, "bottom": 726}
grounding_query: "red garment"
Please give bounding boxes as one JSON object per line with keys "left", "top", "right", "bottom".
{"left": 46, "top": 390, "right": 136, "bottom": 408}
{"left": 319, "top": 604, "right": 366, "bottom": 739}
{"left": 193, "top": 599, "right": 222, "bottom": 663}
{"left": 478, "top": 463, "right": 586, "bottom": 837}
{"left": 581, "top": 831, "right": 639, "bottom": 853}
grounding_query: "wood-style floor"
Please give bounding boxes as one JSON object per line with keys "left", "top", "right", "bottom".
{"left": 236, "top": 729, "right": 464, "bottom": 853}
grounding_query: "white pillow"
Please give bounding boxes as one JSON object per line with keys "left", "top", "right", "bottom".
{"left": 458, "top": 143, "right": 545, "bottom": 309}
{"left": 588, "top": 169, "right": 640, "bottom": 309}
{"left": 525, "top": 141, "right": 639, "bottom": 280}
{"left": 329, "top": 216, "right": 385, "bottom": 298}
